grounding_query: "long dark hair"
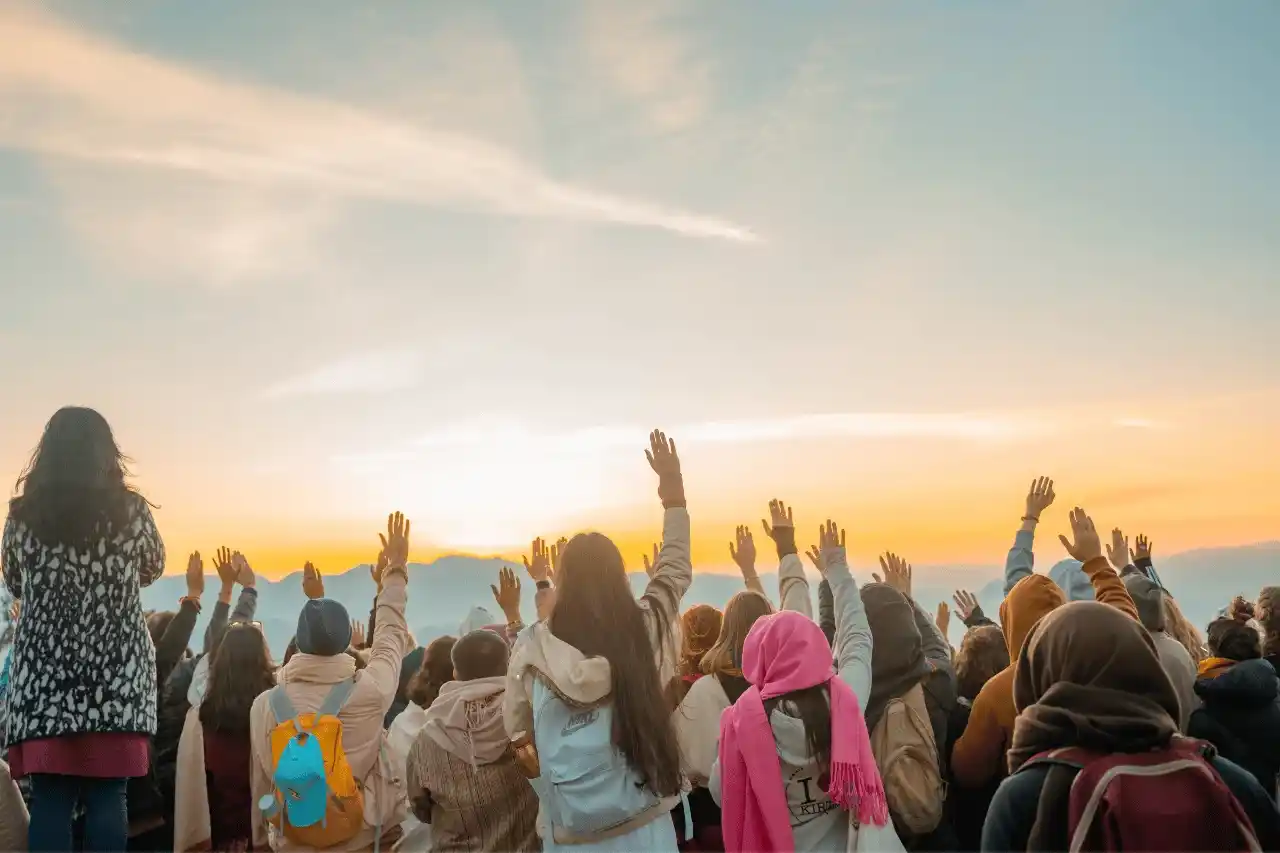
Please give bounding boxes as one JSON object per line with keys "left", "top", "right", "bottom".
{"left": 548, "top": 532, "right": 682, "bottom": 798}
{"left": 9, "top": 407, "right": 149, "bottom": 545}
{"left": 766, "top": 686, "right": 833, "bottom": 781}
{"left": 200, "top": 623, "right": 276, "bottom": 735}
{"left": 406, "top": 636, "right": 456, "bottom": 708}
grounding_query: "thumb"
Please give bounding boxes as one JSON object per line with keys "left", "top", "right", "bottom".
{"left": 491, "top": 585, "right": 500, "bottom": 599}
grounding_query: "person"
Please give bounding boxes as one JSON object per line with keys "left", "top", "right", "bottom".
{"left": 406, "top": 629, "right": 540, "bottom": 852}
{"left": 951, "top": 506, "right": 1138, "bottom": 791}
{"left": 1187, "top": 609, "right": 1280, "bottom": 800}
{"left": 249, "top": 513, "right": 415, "bottom": 852}
{"left": 668, "top": 604, "right": 722, "bottom": 708}
{"left": 173, "top": 621, "right": 276, "bottom": 851}
{"left": 2, "top": 407, "right": 166, "bottom": 853}
{"left": 945, "top": 623, "right": 1008, "bottom": 851}
{"left": 505, "top": 430, "right": 691, "bottom": 851}
{"left": 1122, "top": 572, "right": 1197, "bottom": 730}
{"left": 981, "top": 601, "right": 1280, "bottom": 851}
{"left": 1163, "top": 592, "right": 1208, "bottom": 665}
{"left": 387, "top": 635, "right": 457, "bottom": 784}
{"left": 1255, "top": 586, "right": 1280, "bottom": 674}
{"left": 711, "top": 520, "right": 893, "bottom": 852}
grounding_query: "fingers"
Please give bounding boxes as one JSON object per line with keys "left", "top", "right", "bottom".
{"left": 872, "top": 573, "right": 882, "bottom": 583}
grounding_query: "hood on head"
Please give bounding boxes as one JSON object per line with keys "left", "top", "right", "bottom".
{"left": 1000, "top": 574, "right": 1067, "bottom": 658}
{"left": 1124, "top": 575, "right": 1165, "bottom": 632}
{"left": 1194, "top": 657, "right": 1279, "bottom": 707}
{"left": 1047, "top": 559, "right": 1092, "bottom": 602}
{"left": 460, "top": 607, "right": 496, "bottom": 636}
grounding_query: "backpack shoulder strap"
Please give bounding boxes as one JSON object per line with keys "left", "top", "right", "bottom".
{"left": 318, "top": 677, "right": 357, "bottom": 719}
{"left": 270, "top": 685, "right": 300, "bottom": 730}
{"left": 1027, "top": 760, "right": 1079, "bottom": 852}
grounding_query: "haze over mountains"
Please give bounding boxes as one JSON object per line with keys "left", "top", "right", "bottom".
{"left": 139, "top": 544, "right": 1280, "bottom": 656}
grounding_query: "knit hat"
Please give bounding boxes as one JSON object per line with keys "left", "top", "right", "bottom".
{"left": 296, "top": 599, "right": 353, "bottom": 656}
{"left": 1123, "top": 574, "right": 1166, "bottom": 633}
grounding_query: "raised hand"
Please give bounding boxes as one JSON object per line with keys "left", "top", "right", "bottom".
{"left": 1058, "top": 507, "right": 1103, "bottom": 563}
{"left": 645, "top": 430, "right": 684, "bottom": 507}
{"left": 1025, "top": 476, "right": 1056, "bottom": 520}
{"left": 1106, "top": 528, "right": 1130, "bottom": 571}
{"left": 952, "top": 589, "right": 980, "bottom": 622}
{"left": 761, "top": 499, "right": 795, "bottom": 542}
{"left": 1131, "top": 534, "right": 1153, "bottom": 564}
{"left": 233, "top": 551, "right": 255, "bottom": 589}
{"left": 641, "top": 543, "right": 661, "bottom": 578}
{"left": 186, "top": 551, "right": 204, "bottom": 599}
{"left": 804, "top": 545, "right": 825, "bottom": 574}
{"left": 303, "top": 561, "right": 325, "bottom": 600}
{"left": 550, "top": 537, "right": 568, "bottom": 577}
{"left": 729, "top": 526, "right": 757, "bottom": 575}
{"left": 350, "top": 620, "right": 367, "bottom": 649}
{"left": 491, "top": 565, "right": 522, "bottom": 622}
{"left": 379, "top": 511, "right": 411, "bottom": 569}
{"left": 818, "top": 519, "right": 845, "bottom": 553}
{"left": 213, "top": 546, "right": 237, "bottom": 588}
{"left": 875, "top": 552, "right": 913, "bottom": 598}
{"left": 523, "top": 538, "right": 551, "bottom": 584}
{"left": 370, "top": 549, "right": 389, "bottom": 591}
{"left": 935, "top": 601, "right": 951, "bottom": 637}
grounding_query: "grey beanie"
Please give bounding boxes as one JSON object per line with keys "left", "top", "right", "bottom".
{"left": 296, "top": 599, "right": 353, "bottom": 656}
{"left": 1123, "top": 574, "right": 1166, "bottom": 633}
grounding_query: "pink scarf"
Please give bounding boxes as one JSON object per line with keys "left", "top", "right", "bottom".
{"left": 719, "top": 611, "right": 888, "bottom": 853}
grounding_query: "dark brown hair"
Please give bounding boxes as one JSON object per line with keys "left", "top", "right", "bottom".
{"left": 452, "top": 630, "right": 509, "bottom": 681}
{"left": 549, "top": 531, "right": 682, "bottom": 798}
{"left": 955, "top": 625, "right": 1010, "bottom": 701}
{"left": 406, "top": 636, "right": 456, "bottom": 708}
{"left": 1207, "top": 601, "right": 1262, "bottom": 662}
{"left": 147, "top": 611, "right": 176, "bottom": 647}
{"left": 200, "top": 623, "right": 276, "bottom": 734}
{"left": 765, "top": 685, "right": 832, "bottom": 781}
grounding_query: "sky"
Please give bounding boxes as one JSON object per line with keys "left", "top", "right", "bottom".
{"left": 2, "top": 1, "right": 1279, "bottom": 579}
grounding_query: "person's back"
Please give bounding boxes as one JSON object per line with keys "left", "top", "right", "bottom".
{"left": 1123, "top": 575, "right": 1197, "bottom": 730}
{"left": 407, "top": 630, "right": 538, "bottom": 853}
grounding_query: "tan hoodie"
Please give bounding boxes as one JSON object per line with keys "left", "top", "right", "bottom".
{"left": 249, "top": 571, "right": 413, "bottom": 851}
{"left": 951, "top": 557, "right": 1137, "bottom": 787}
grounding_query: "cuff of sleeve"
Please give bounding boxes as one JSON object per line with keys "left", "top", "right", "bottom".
{"left": 658, "top": 474, "right": 686, "bottom": 509}
{"left": 773, "top": 528, "right": 797, "bottom": 558}
{"left": 962, "top": 605, "right": 987, "bottom": 628}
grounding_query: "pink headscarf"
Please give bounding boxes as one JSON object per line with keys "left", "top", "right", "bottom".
{"left": 718, "top": 611, "right": 888, "bottom": 853}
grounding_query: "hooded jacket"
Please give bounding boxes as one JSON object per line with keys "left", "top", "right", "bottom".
{"left": 950, "top": 557, "right": 1137, "bottom": 788}
{"left": 1188, "top": 658, "right": 1280, "bottom": 799}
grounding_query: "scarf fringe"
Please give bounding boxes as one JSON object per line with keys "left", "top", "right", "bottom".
{"left": 829, "top": 761, "right": 890, "bottom": 827}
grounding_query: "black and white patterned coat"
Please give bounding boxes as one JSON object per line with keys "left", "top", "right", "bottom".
{"left": 1, "top": 495, "right": 165, "bottom": 746}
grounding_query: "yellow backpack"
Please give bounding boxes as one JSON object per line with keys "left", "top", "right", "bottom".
{"left": 260, "top": 680, "right": 365, "bottom": 849}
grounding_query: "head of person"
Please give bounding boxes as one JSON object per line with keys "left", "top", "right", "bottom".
{"left": 679, "top": 605, "right": 723, "bottom": 677}
{"left": 1048, "top": 558, "right": 1092, "bottom": 602}
{"left": 293, "top": 599, "right": 352, "bottom": 658}
{"left": 860, "top": 584, "right": 928, "bottom": 725}
{"left": 1123, "top": 574, "right": 1166, "bottom": 633}
{"left": 406, "top": 635, "right": 457, "bottom": 709}
{"left": 452, "top": 630, "right": 510, "bottom": 681}
{"left": 955, "top": 625, "right": 1010, "bottom": 702}
{"left": 10, "top": 407, "right": 147, "bottom": 545}
{"left": 548, "top": 531, "right": 682, "bottom": 798}
{"left": 200, "top": 622, "right": 276, "bottom": 734}
{"left": 1254, "top": 587, "right": 1280, "bottom": 657}
{"left": 1001, "top": 573, "right": 1067, "bottom": 661}
{"left": 147, "top": 610, "right": 176, "bottom": 647}
{"left": 744, "top": 611, "right": 835, "bottom": 773}
{"left": 1008, "top": 600, "right": 1179, "bottom": 773}
{"left": 1162, "top": 594, "right": 1206, "bottom": 663}
{"left": 701, "top": 590, "right": 774, "bottom": 676}
{"left": 1206, "top": 611, "right": 1262, "bottom": 663}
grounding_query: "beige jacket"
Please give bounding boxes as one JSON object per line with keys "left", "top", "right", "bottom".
{"left": 0, "top": 759, "right": 27, "bottom": 852}
{"left": 250, "top": 571, "right": 413, "bottom": 852}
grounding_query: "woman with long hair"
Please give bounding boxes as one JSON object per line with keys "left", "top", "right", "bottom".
{"left": 1163, "top": 593, "right": 1208, "bottom": 664}
{"left": 387, "top": 635, "right": 457, "bottom": 784}
{"left": 505, "top": 431, "right": 692, "bottom": 851}
{"left": 668, "top": 605, "right": 723, "bottom": 707}
{"left": 2, "top": 407, "right": 165, "bottom": 853}
{"left": 174, "top": 622, "right": 276, "bottom": 851}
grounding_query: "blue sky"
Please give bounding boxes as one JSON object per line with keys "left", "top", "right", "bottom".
{"left": 2, "top": 1, "right": 1278, "bottom": 568}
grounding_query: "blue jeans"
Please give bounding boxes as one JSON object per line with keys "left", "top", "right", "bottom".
{"left": 27, "top": 774, "right": 128, "bottom": 853}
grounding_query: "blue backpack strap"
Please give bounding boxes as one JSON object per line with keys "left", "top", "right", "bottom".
{"left": 269, "top": 685, "right": 301, "bottom": 731}
{"left": 317, "top": 677, "right": 357, "bottom": 719}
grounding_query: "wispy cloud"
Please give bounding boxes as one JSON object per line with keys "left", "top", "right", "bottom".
{"left": 0, "top": 5, "right": 755, "bottom": 281}
{"left": 261, "top": 349, "right": 427, "bottom": 400}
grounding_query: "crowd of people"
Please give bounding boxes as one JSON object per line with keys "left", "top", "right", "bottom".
{"left": 1, "top": 406, "right": 1279, "bottom": 852}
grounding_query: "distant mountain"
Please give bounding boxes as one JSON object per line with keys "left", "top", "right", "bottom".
{"left": 139, "top": 544, "right": 1279, "bottom": 655}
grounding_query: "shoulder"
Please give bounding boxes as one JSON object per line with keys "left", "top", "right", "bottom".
{"left": 983, "top": 765, "right": 1048, "bottom": 850}
{"left": 1210, "top": 754, "right": 1280, "bottom": 844}
{"left": 679, "top": 673, "right": 729, "bottom": 713}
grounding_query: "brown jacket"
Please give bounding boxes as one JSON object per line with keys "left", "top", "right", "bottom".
{"left": 250, "top": 571, "right": 413, "bottom": 851}
{"left": 950, "top": 557, "right": 1137, "bottom": 787}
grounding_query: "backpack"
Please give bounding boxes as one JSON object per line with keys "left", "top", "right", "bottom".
{"left": 868, "top": 682, "right": 944, "bottom": 836}
{"left": 260, "top": 679, "right": 365, "bottom": 849}
{"left": 1018, "top": 736, "right": 1262, "bottom": 852}
{"left": 527, "top": 677, "right": 666, "bottom": 843}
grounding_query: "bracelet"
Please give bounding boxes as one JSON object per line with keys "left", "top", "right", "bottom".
{"left": 1021, "top": 516, "right": 1039, "bottom": 523}
{"left": 536, "top": 580, "right": 551, "bottom": 591}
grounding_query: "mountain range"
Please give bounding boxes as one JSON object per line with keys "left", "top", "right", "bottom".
{"left": 137, "top": 544, "right": 1280, "bottom": 655}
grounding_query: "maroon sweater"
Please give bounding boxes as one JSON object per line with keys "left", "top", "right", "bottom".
{"left": 203, "top": 728, "right": 254, "bottom": 850}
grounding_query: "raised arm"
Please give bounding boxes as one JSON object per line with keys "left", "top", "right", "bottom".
{"left": 815, "top": 565, "right": 836, "bottom": 648}
{"left": 1004, "top": 477, "right": 1055, "bottom": 595}
{"left": 821, "top": 521, "right": 872, "bottom": 706}
{"left": 729, "top": 526, "right": 766, "bottom": 597}
{"left": 361, "top": 513, "right": 413, "bottom": 708}
{"left": 1059, "top": 508, "right": 1138, "bottom": 621}
{"left": 639, "top": 431, "right": 693, "bottom": 652}
{"left": 953, "top": 589, "right": 997, "bottom": 629}
{"left": 764, "top": 500, "right": 812, "bottom": 617}
{"left": 155, "top": 552, "right": 203, "bottom": 682}
{"left": 1130, "top": 533, "right": 1163, "bottom": 587}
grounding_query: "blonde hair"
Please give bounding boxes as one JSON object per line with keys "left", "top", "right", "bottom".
{"left": 701, "top": 590, "right": 774, "bottom": 675}
{"left": 1162, "top": 594, "right": 1207, "bottom": 664}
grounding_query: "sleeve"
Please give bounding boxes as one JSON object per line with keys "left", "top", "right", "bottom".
{"left": 980, "top": 770, "right": 1045, "bottom": 852}
{"left": 912, "top": 596, "right": 957, "bottom": 686}
{"left": 1003, "top": 526, "right": 1036, "bottom": 596}
{"left": 203, "top": 600, "right": 230, "bottom": 655}
{"left": 131, "top": 500, "right": 166, "bottom": 588}
{"left": 826, "top": 547, "right": 873, "bottom": 709}
{"left": 818, "top": 579, "right": 836, "bottom": 647}
{"left": 1081, "top": 557, "right": 1139, "bottom": 621}
{"left": 204, "top": 587, "right": 258, "bottom": 654}
{"left": 367, "top": 593, "right": 379, "bottom": 645}
{"left": 534, "top": 587, "right": 556, "bottom": 622}
{"left": 708, "top": 757, "right": 722, "bottom": 806}
{"left": 1213, "top": 755, "right": 1280, "bottom": 850}
{"left": 155, "top": 598, "right": 200, "bottom": 685}
{"left": 962, "top": 605, "right": 998, "bottom": 629}
{"left": 1135, "top": 555, "right": 1166, "bottom": 590}
{"left": 405, "top": 736, "right": 435, "bottom": 823}
{"left": 950, "top": 680, "right": 1008, "bottom": 788}
{"left": 359, "top": 570, "right": 412, "bottom": 711}
{"left": 777, "top": 552, "right": 813, "bottom": 618}
{"left": 250, "top": 695, "right": 275, "bottom": 851}
{"left": 503, "top": 632, "right": 535, "bottom": 744}
{"left": 2, "top": 517, "right": 24, "bottom": 601}
{"left": 639, "top": 507, "right": 692, "bottom": 657}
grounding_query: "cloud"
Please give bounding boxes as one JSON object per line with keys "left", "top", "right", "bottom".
{"left": 261, "top": 349, "right": 427, "bottom": 399}
{"left": 1113, "top": 418, "right": 1171, "bottom": 430}
{"left": 0, "top": 5, "right": 756, "bottom": 281}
